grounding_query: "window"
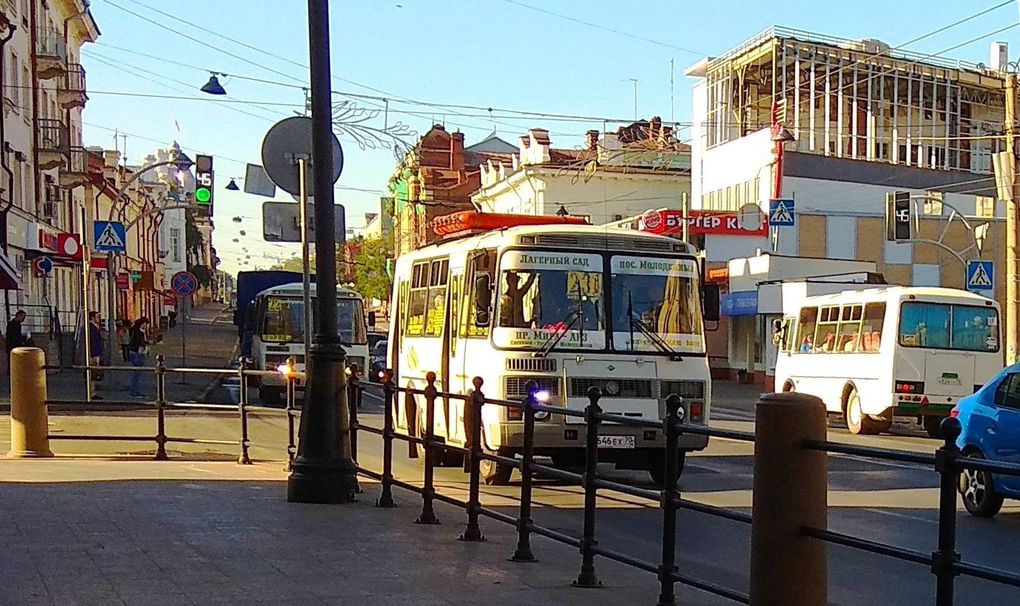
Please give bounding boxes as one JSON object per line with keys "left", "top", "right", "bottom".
{"left": 860, "top": 303, "right": 886, "bottom": 352}
{"left": 995, "top": 374, "right": 1020, "bottom": 410}
{"left": 899, "top": 302, "right": 999, "bottom": 352}
{"left": 814, "top": 306, "right": 840, "bottom": 352}
{"left": 976, "top": 196, "right": 995, "bottom": 218}
{"left": 462, "top": 249, "right": 494, "bottom": 338}
{"left": 21, "top": 64, "right": 29, "bottom": 111}
{"left": 448, "top": 276, "right": 462, "bottom": 356}
{"left": 795, "top": 307, "right": 817, "bottom": 353}
{"left": 7, "top": 51, "right": 17, "bottom": 109}
{"left": 423, "top": 258, "right": 448, "bottom": 337}
{"left": 169, "top": 228, "right": 181, "bottom": 262}
{"left": 406, "top": 261, "right": 429, "bottom": 336}
{"left": 836, "top": 304, "right": 863, "bottom": 352}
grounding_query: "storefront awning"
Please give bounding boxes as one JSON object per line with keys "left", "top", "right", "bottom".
{"left": 0, "top": 250, "right": 21, "bottom": 290}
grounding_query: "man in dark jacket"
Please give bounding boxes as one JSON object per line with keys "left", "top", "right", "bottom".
{"left": 5, "top": 310, "right": 27, "bottom": 355}
{"left": 88, "top": 312, "right": 104, "bottom": 400}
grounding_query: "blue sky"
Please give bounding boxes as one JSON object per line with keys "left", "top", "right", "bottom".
{"left": 81, "top": 0, "right": 1020, "bottom": 274}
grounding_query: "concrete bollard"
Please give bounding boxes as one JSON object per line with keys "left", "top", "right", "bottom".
{"left": 8, "top": 347, "right": 53, "bottom": 458}
{"left": 749, "top": 392, "right": 826, "bottom": 606}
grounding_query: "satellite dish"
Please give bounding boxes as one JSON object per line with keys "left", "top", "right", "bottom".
{"left": 738, "top": 203, "right": 765, "bottom": 231}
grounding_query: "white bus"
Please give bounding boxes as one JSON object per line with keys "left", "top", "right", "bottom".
{"left": 388, "top": 213, "right": 716, "bottom": 485}
{"left": 250, "top": 282, "right": 370, "bottom": 405}
{"left": 773, "top": 286, "right": 1001, "bottom": 437}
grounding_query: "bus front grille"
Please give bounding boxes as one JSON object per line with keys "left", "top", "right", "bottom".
{"left": 505, "top": 376, "right": 560, "bottom": 399}
{"left": 506, "top": 357, "right": 557, "bottom": 373}
{"left": 659, "top": 380, "right": 706, "bottom": 400}
{"left": 569, "top": 378, "right": 653, "bottom": 398}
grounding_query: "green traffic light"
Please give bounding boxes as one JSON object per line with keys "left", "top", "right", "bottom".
{"left": 195, "top": 187, "right": 212, "bottom": 204}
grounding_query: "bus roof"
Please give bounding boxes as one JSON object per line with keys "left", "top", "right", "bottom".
{"left": 397, "top": 223, "right": 698, "bottom": 259}
{"left": 255, "top": 282, "right": 363, "bottom": 299}
{"left": 800, "top": 286, "right": 996, "bottom": 307}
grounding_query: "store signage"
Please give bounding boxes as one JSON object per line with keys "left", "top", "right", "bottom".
{"left": 640, "top": 209, "right": 768, "bottom": 237}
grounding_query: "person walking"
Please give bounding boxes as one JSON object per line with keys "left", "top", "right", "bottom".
{"left": 128, "top": 317, "right": 150, "bottom": 398}
{"left": 87, "top": 312, "right": 104, "bottom": 401}
{"left": 117, "top": 319, "right": 131, "bottom": 362}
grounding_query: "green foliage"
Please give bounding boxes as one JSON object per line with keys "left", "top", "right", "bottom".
{"left": 189, "top": 264, "right": 213, "bottom": 287}
{"left": 353, "top": 236, "right": 393, "bottom": 302}
{"left": 271, "top": 255, "right": 314, "bottom": 272}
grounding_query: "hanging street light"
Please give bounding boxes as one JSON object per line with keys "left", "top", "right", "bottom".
{"left": 226, "top": 178, "right": 240, "bottom": 191}
{"left": 200, "top": 72, "right": 227, "bottom": 95}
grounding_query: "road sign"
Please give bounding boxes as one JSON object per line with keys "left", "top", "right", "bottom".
{"left": 171, "top": 271, "right": 199, "bottom": 297}
{"left": 768, "top": 199, "right": 795, "bottom": 227}
{"left": 262, "top": 202, "right": 346, "bottom": 243}
{"left": 32, "top": 256, "right": 52, "bottom": 277}
{"left": 94, "top": 221, "right": 126, "bottom": 253}
{"left": 966, "top": 260, "right": 994, "bottom": 293}
{"left": 261, "top": 116, "right": 343, "bottom": 196}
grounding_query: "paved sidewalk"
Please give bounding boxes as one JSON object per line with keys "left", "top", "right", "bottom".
{"left": 0, "top": 460, "right": 683, "bottom": 606}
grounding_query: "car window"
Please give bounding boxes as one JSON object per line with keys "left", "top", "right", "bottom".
{"left": 373, "top": 341, "right": 388, "bottom": 356}
{"left": 994, "top": 373, "right": 1020, "bottom": 410}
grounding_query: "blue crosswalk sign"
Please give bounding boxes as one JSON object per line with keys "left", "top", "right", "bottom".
{"left": 769, "top": 199, "right": 795, "bottom": 226}
{"left": 966, "top": 260, "right": 994, "bottom": 293}
{"left": 93, "top": 221, "right": 126, "bottom": 253}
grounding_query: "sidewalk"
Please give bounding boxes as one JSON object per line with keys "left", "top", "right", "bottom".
{"left": 0, "top": 460, "right": 678, "bottom": 606}
{"left": 0, "top": 303, "right": 238, "bottom": 405}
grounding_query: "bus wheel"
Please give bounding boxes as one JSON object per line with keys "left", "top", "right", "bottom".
{"left": 844, "top": 388, "right": 883, "bottom": 435}
{"left": 480, "top": 456, "right": 514, "bottom": 486}
{"left": 923, "top": 415, "right": 944, "bottom": 439}
{"left": 648, "top": 451, "right": 687, "bottom": 487}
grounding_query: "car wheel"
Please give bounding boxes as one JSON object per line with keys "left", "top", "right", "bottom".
{"left": 480, "top": 457, "right": 514, "bottom": 486}
{"left": 959, "top": 452, "right": 1004, "bottom": 518}
{"left": 648, "top": 450, "right": 687, "bottom": 487}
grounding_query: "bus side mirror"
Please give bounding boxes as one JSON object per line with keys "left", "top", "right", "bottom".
{"left": 368, "top": 311, "right": 377, "bottom": 328}
{"left": 771, "top": 318, "right": 785, "bottom": 347}
{"left": 702, "top": 283, "right": 720, "bottom": 322}
{"left": 474, "top": 274, "right": 492, "bottom": 327}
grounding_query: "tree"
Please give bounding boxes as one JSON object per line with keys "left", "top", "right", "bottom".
{"left": 352, "top": 236, "right": 393, "bottom": 302}
{"left": 270, "top": 255, "right": 314, "bottom": 272}
{"left": 185, "top": 210, "right": 213, "bottom": 287}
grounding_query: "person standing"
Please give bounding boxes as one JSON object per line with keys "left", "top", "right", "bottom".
{"left": 117, "top": 319, "right": 131, "bottom": 362}
{"left": 128, "top": 317, "right": 150, "bottom": 398}
{"left": 87, "top": 312, "right": 104, "bottom": 401}
{"left": 5, "top": 309, "right": 27, "bottom": 355}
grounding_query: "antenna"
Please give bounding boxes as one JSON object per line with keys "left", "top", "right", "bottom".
{"left": 670, "top": 58, "right": 675, "bottom": 124}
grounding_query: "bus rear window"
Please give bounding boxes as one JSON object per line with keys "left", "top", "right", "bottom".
{"left": 899, "top": 302, "right": 998, "bottom": 352}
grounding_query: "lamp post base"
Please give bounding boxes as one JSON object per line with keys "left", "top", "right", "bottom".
{"left": 287, "top": 458, "right": 358, "bottom": 504}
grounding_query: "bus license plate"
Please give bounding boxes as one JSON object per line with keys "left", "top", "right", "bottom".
{"left": 597, "top": 435, "right": 635, "bottom": 449}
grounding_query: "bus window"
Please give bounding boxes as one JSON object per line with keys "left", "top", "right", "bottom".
{"left": 796, "top": 307, "right": 817, "bottom": 353}
{"left": 899, "top": 302, "right": 950, "bottom": 348}
{"left": 424, "top": 259, "right": 449, "bottom": 337}
{"left": 861, "top": 303, "right": 885, "bottom": 352}
{"left": 463, "top": 250, "right": 495, "bottom": 338}
{"left": 407, "top": 262, "right": 429, "bottom": 336}
{"left": 814, "top": 306, "right": 840, "bottom": 352}
{"left": 837, "top": 304, "right": 863, "bottom": 352}
{"left": 951, "top": 305, "right": 998, "bottom": 352}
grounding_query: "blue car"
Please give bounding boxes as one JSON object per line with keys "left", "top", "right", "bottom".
{"left": 953, "top": 362, "right": 1020, "bottom": 517}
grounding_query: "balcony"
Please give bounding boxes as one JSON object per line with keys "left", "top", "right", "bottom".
{"left": 38, "top": 119, "right": 69, "bottom": 170}
{"left": 58, "top": 146, "right": 89, "bottom": 188}
{"left": 36, "top": 29, "right": 67, "bottom": 80}
{"left": 58, "top": 64, "right": 87, "bottom": 109}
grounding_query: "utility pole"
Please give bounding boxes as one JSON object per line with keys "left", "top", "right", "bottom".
{"left": 1006, "top": 73, "right": 1018, "bottom": 364}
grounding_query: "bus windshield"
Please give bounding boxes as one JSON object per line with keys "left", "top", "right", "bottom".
{"left": 610, "top": 255, "right": 705, "bottom": 353}
{"left": 260, "top": 296, "right": 367, "bottom": 345}
{"left": 899, "top": 302, "right": 999, "bottom": 353}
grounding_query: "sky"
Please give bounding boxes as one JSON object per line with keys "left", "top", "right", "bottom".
{"left": 80, "top": 0, "right": 1020, "bottom": 275}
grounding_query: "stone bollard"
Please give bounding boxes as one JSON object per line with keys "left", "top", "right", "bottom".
{"left": 749, "top": 392, "right": 826, "bottom": 606}
{"left": 8, "top": 347, "right": 53, "bottom": 457}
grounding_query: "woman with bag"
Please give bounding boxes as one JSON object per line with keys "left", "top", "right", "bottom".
{"left": 128, "top": 317, "right": 150, "bottom": 398}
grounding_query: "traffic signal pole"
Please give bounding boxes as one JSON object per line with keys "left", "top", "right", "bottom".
{"left": 287, "top": 0, "right": 358, "bottom": 504}
{"left": 1006, "top": 74, "right": 1018, "bottom": 364}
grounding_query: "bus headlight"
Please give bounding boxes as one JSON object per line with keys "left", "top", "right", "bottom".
{"left": 534, "top": 390, "right": 551, "bottom": 403}
{"left": 604, "top": 380, "right": 620, "bottom": 396}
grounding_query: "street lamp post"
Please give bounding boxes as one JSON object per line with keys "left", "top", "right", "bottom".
{"left": 103, "top": 155, "right": 193, "bottom": 368}
{"left": 287, "top": 0, "right": 357, "bottom": 504}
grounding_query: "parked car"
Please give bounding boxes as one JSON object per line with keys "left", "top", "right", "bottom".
{"left": 368, "top": 331, "right": 386, "bottom": 351}
{"left": 370, "top": 339, "right": 388, "bottom": 383}
{"left": 952, "top": 362, "right": 1020, "bottom": 517}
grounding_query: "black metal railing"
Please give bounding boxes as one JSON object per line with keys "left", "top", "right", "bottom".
{"left": 802, "top": 419, "right": 1020, "bottom": 606}
{"left": 37, "top": 118, "right": 68, "bottom": 156}
{"left": 352, "top": 372, "right": 756, "bottom": 605}
{"left": 63, "top": 63, "right": 86, "bottom": 95}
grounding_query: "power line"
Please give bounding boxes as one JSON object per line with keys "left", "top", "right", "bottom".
{"left": 497, "top": 0, "right": 703, "bottom": 55}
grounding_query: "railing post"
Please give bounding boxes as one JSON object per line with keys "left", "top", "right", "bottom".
{"left": 237, "top": 358, "right": 252, "bottom": 465}
{"left": 416, "top": 371, "right": 440, "bottom": 525}
{"left": 750, "top": 392, "right": 827, "bottom": 606}
{"left": 348, "top": 365, "right": 361, "bottom": 466}
{"left": 460, "top": 377, "right": 485, "bottom": 542}
{"left": 573, "top": 386, "right": 602, "bottom": 588}
{"left": 510, "top": 380, "right": 538, "bottom": 563}
{"left": 933, "top": 417, "right": 962, "bottom": 606}
{"left": 657, "top": 394, "right": 684, "bottom": 606}
{"left": 285, "top": 357, "right": 297, "bottom": 468}
{"left": 154, "top": 355, "right": 168, "bottom": 461}
{"left": 376, "top": 370, "right": 397, "bottom": 508}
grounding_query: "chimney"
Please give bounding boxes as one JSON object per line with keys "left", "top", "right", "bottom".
{"left": 450, "top": 131, "right": 465, "bottom": 171}
{"left": 585, "top": 130, "right": 600, "bottom": 151}
{"left": 991, "top": 41, "right": 1009, "bottom": 71}
{"left": 529, "top": 128, "right": 551, "bottom": 164}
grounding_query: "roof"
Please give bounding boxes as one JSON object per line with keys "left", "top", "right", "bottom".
{"left": 804, "top": 286, "right": 996, "bottom": 305}
{"left": 465, "top": 132, "right": 518, "bottom": 155}
{"left": 256, "top": 283, "right": 363, "bottom": 299}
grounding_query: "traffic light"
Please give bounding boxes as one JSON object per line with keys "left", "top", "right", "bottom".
{"left": 885, "top": 191, "right": 913, "bottom": 242}
{"left": 195, "top": 155, "right": 214, "bottom": 207}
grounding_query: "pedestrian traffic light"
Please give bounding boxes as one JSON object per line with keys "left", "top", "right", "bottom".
{"left": 195, "top": 155, "right": 214, "bottom": 206}
{"left": 886, "top": 190, "right": 913, "bottom": 242}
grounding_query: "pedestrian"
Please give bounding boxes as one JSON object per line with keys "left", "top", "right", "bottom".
{"left": 128, "top": 317, "right": 150, "bottom": 398}
{"left": 168, "top": 309, "right": 177, "bottom": 329}
{"left": 87, "top": 312, "right": 104, "bottom": 401}
{"left": 5, "top": 309, "right": 27, "bottom": 356}
{"left": 117, "top": 319, "right": 131, "bottom": 362}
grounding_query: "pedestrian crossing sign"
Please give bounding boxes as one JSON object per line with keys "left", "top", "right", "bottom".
{"left": 769, "top": 199, "right": 795, "bottom": 227}
{"left": 93, "top": 221, "right": 126, "bottom": 253}
{"left": 966, "top": 260, "right": 994, "bottom": 293}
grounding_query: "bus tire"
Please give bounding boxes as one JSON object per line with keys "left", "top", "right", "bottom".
{"left": 844, "top": 386, "right": 882, "bottom": 435}
{"left": 481, "top": 455, "right": 514, "bottom": 486}
{"left": 648, "top": 450, "right": 687, "bottom": 487}
{"left": 923, "top": 415, "right": 944, "bottom": 439}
